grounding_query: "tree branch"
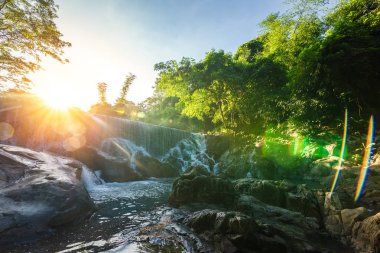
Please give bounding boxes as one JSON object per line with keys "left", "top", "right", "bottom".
{"left": 0, "top": 0, "right": 9, "bottom": 12}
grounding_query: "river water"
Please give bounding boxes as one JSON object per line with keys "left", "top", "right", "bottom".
{"left": 9, "top": 170, "right": 177, "bottom": 253}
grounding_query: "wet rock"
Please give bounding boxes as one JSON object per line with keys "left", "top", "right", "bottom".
{"left": 71, "top": 146, "right": 179, "bottom": 182}
{"left": 168, "top": 172, "right": 235, "bottom": 208}
{"left": 134, "top": 151, "right": 179, "bottom": 178}
{"left": 99, "top": 157, "right": 142, "bottom": 182}
{"left": 233, "top": 178, "right": 290, "bottom": 208}
{"left": 0, "top": 144, "right": 95, "bottom": 245}
{"left": 184, "top": 209, "right": 259, "bottom": 252}
{"left": 70, "top": 146, "right": 141, "bottom": 182}
{"left": 70, "top": 146, "right": 103, "bottom": 170}
{"left": 233, "top": 179, "right": 325, "bottom": 223}
{"left": 117, "top": 207, "right": 214, "bottom": 253}
{"left": 183, "top": 165, "right": 211, "bottom": 177}
{"left": 236, "top": 195, "right": 323, "bottom": 252}
{"left": 351, "top": 212, "right": 380, "bottom": 253}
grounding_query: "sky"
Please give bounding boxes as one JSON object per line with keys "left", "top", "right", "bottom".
{"left": 30, "top": 0, "right": 289, "bottom": 109}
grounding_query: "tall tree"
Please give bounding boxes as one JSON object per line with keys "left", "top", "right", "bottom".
{"left": 116, "top": 73, "right": 136, "bottom": 105}
{"left": 97, "top": 82, "right": 107, "bottom": 104}
{"left": 0, "top": 0, "right": 71, "bottom": 90}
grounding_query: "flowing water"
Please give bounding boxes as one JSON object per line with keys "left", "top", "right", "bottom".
{"left": 9, "top": 132, "right": 212, "bottom": 253}
{"left": 2, "top": 116, "right": 355, "bottom": 253}
{"left": 10, "top": 168, "right": 176, "bottom": 253}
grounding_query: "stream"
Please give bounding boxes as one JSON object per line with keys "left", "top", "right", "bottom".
{"left": 9, "top": 169, "right": 177, "bottom": 253}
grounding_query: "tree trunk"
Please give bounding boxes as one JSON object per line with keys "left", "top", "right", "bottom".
{"left": 0, "top": 0, "right": 9, "bottom": 12}
{"left": 218, "top": 101, "right": 227, "bottom": 130}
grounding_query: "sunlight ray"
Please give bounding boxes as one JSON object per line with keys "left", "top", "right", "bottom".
{"left": 111, "top": 140, "right": 132, "bottom": 160}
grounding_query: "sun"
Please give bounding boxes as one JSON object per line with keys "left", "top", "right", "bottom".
{"left": 36, "top": 87, "right": 76, "bottom": 110}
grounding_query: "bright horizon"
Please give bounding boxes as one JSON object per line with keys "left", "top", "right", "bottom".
{"left": 30, "top": 0, "right": 287, "bottom": 110}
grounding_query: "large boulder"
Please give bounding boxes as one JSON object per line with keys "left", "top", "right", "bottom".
{"left": 0, "top": 144, "right": 95, "bottom": 245}
{"left": 351, "top": 212, "right": 380, "bottom": 253}
{"left": 233, "top": 179, "right": 324, "bottom": 222}
{"left": 233, "top": 179, "right": 291, "bottom": 208}
{"left": 321, "top": 170, "right": 380, "bottom": 212}
{"left": 134, "top": 151, "right": 179, "bottom": 178}
{"left": 71, "top": 146, "right": 180, "bottom": 182}
{"left": 71, "top": 146, "right": 142, "bottom": 182}
{"left": 183, "top": 209, "right": 260, "bottom": 253}
{"left": 236, "top": 195, "right": 327, "bottom": 253}
{"left": 168, "top": 167, "right": 235, "bottom": 208}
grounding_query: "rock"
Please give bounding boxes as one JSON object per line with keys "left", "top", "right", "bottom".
{"left": 322, "top": 173, "right": 380, "bottom": 212}
{"left": 234, "top": 179, "right": 324, "bottom": 223}
{"left": 324, "top": 192, "right": 343, "bottom": 215}
{"left": 341, "top": 207, "right": 369, "bottom": 235}
{"left": 71, "top": 146, "right": 180, "bottom": 182}
{"left": 70, "top": 146, "right": 102, "bottom": 170}
{"left": 168, "top": 173, "right": 235, "bottom": 208}
{"left": 0, "top": 144, "right": 95, "bottom": 245}
{"left": 236, "top": 195, "right": 324, "bottom": 253}
{"left": 70, "top": 146, "right": 142, "bottom": 182}
{"left": 99, "top": 157, "right": 142, "bottom": 182}
{"left": 134, "top": 151, "right": 179, "bottom": 178}
{"left": 184, "top": 209, "right": 259, "bottom": 252}
{"left": 183, "top": 165, "right": 211, "bottom": 177}
{"left": 286, "top": 185, "right": 323, "bottom": 222}
{"left": 325, "top": 214, "right": 343, "bottom": 237}
{"left": 217, "top": 147, "right": 255, "bottom": 179}
{"left": 205, "top": 134, "right": 232, "bottom": 160}
{"left": 324, "top": 195, "right": 370, "bottom": 242}
{"left": 233, "top": 178, "right": 292, "bottom": 208}
{"left": 351, "top": 212, "right": 380, "bottom": 253}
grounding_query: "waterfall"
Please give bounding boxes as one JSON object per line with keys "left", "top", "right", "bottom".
{"left": 0, "top": 100, "right": 215, "bottom": 175}
{"left": 91, "top": 115, "right": 192, "bottom": 157}
{"left": 99, "top": 137, "right": 150, "bottom": 169}
{"left": 162, "top": 134, "right": 216, "bottom": 173}
{"left": 81, "top": 166, "right": 104, "bottom": 190}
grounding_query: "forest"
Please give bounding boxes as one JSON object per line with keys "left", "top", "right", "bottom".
{"left": 142, "top": 0, "right": 380, "bottom": 135}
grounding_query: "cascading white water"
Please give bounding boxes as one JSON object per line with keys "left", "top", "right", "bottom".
{"left": 81, "top": 166, "right": 104, "bottom": 190}
{"left": 93, "top": 115, "right": 192, "bottom": 157}
{"left": 162, "top": 133, "right": 217, "bottom": 173}
{"left": 99, "top": 137, "right": 150, "bottom": 169}
{"left": 95, "top": 134, "right": 216, "bottom": 175}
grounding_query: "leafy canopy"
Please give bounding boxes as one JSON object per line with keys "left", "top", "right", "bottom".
{"left": 0, "top": 0, "right": 70, "bottom": 89}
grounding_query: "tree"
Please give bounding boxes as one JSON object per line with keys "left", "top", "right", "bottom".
{"left": 116, "top": 73, "right": 136, "bottom": 105}
{"left": 0, "top": 0, "right": 71, "bottom": 90}
{"left": 97, "top": 82, "right": 107, "bottom": 104}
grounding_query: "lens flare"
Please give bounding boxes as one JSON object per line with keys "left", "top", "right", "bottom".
{"left": 329, "top": 109, "right": 348, "bottom": 196}
{"left": 354, "top": 116, "right": 375, "bottom": 203}
{"left": 0, "top": 122, "right": 15, "bottom": 140}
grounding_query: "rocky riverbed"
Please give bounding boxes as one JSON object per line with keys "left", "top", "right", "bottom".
{"left": 1, "top": 143, "right": 379, "bottom": 253}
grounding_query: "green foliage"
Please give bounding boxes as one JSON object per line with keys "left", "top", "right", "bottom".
{"left": 116, "top": 73, "right": 136, "bottom": 105}
{"left": 141, "top": 93, "right": 204, "bottom": 132}
{"left": 0, "top": 0, "right": 70, "bottom": 89}
{"left": 96, "top": 82, "right": 107, "bottom": 104}
{"left": 147, "top": 0, "right": 379, "bottom": 147}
